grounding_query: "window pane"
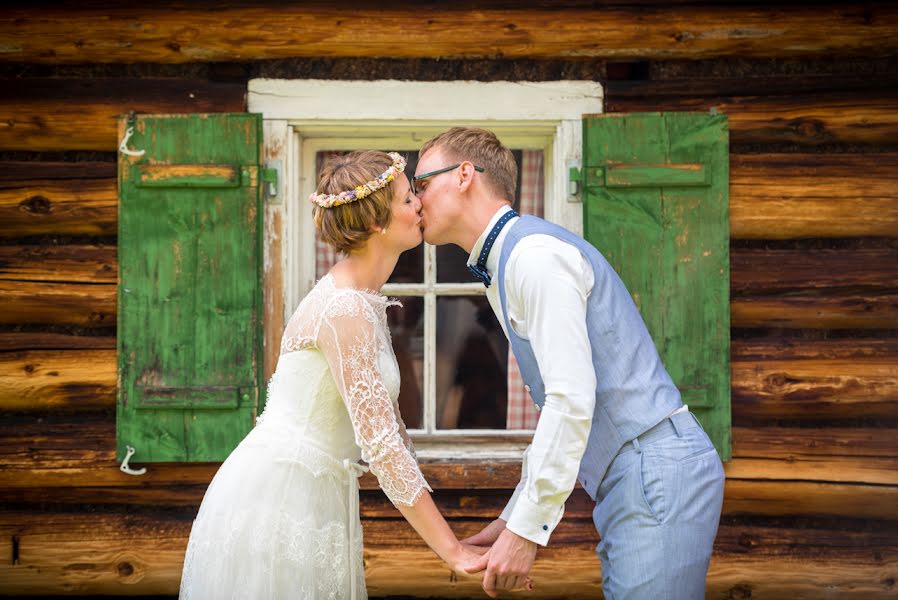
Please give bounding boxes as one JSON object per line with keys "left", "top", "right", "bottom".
{"left": 435, "top": 295, "right": 508, "bottom": 430}
{"left": 436, "top": 149, "right": 544, "bottom": 283}
{"left": 387, "top": 296, "right": 425, "bottom": 429}
{"left": 314, "top": 150, "right": 423, "bottom": 283}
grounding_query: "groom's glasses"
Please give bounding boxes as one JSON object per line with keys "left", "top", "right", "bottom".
{"left": 412, "top": 163, "right": 485, "bottom": 195}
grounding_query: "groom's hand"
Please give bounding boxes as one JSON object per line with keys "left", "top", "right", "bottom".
{"left": 464, "top": 529, "right": 537, "bottom": 597}
{"left": 460, "top": 518, "right": 507, "bottom": 548}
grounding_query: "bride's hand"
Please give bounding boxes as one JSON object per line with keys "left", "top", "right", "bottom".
{"left": 447, "top": 544, "right": 490, "bottom": 578}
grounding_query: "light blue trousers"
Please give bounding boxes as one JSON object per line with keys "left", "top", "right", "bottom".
{"left": 592, "top": 411, "right": 725, "bottom": 600}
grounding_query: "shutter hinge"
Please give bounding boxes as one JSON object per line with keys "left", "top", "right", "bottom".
{"left": 262, "top": 160, "right": 281, "bottom": 203}
{"left": 567, "top": 159, "right": 583, "bottom": 203}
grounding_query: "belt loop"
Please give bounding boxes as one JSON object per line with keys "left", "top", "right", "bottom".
{"left": 690, "top": 411, "right": 706, "bottom": 432}
{"left": 670, "top": 415, "right": 684, "bottom": 438}
{"left": 632, "top": 438, "right": 642, "bottom": 453}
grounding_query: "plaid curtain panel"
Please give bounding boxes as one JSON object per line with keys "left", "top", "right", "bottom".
{"left": 506, "top": 150, "right": 544, "bottom": 430}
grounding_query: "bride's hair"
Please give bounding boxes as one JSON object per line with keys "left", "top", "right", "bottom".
{"left": 313, "top": 151, "right": 395, "bottom": 254}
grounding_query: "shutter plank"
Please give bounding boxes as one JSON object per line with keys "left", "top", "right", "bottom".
{"left": 117, "top": 113, "right": 262, "bottom": 462}
{"left": 583, "top": 112, "right": 731, "bottom": 459}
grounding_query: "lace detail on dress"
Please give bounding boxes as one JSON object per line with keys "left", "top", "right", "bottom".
{"left": 180, "top": 508, "right": 363, "bottom": 600}
{"left": 270, "top": 274, "right": 429, "bottom": 507}
{"left": 316, "top": 290, "right": 431, "bottom": 507}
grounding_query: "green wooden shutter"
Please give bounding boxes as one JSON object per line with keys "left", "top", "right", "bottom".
{"left": 117, "top": 113, "right": 264, "bottom": 462}
{"left": 582, "top": 112, "right": 731, "bottom": 460}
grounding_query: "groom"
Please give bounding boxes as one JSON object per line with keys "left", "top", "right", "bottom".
{"left": 413, "top": 128, "right": 725, "bottom": 599}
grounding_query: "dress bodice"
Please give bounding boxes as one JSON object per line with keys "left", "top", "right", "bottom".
{"left": 253, "top": 274, "right": 429, "bottom": 507}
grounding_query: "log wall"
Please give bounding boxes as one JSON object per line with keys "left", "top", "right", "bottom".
{"left": 1, "top": 2, "right": 896, "bottom": 598}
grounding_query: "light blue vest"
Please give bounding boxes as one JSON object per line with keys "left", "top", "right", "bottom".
{"left": 497, "top": 216, "right": 683, "bottom": 500}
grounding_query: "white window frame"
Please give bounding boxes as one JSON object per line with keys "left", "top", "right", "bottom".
{"left": 249, "top": 79, "right": 603, "bottom": 458}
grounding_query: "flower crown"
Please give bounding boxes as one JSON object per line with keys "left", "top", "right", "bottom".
{"left": 309, "top": 152, "right": 406, "bottom": 208}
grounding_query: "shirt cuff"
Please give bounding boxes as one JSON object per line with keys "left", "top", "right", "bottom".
{"left": 505, "top": 493, "right": 565, "bottom": 547}
{"left": 499, "top": 482, "right": 525, "bottom": 522}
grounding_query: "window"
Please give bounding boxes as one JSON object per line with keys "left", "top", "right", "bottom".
{"left": 249, "top": 80, "right": 604, "bottom": 454}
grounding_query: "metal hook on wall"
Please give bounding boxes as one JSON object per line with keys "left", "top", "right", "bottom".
{"left": 119, "top": 126, "right": 145, "bottom": 157}
{"left": 119, "top": 111, "right": 145, "bottom": 157}
{"left": 120, "top": 445, "right": 147, "bottom": 476}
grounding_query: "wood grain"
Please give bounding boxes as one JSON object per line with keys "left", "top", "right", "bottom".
{"left": 4, "top": 337, "right": 895, "bottom": 420}
{"left": 0, "top": 245, "right": 117, "bottom": 283}
{"left": 0, "top": 349, "right": 115, "bottom": 411}
{"left": 605, "top": 87, "right": 898, "bottom": 146}
{"left": 0, "top": 331, "right": 116, "bottom": 352}
{"left": 2, "top": 4, "right": 897, "bottom": 64}
{"left": 729, "top": 154, "right": 898, "bottom": 239}
{"left": 0, "top": 281, "right": 116, "bottom": 327}
{"left": 1, "top": 411, "right": 895, "bottom": 520}
{"left": 0, "top": 175, "right": 117, "bottom": 237}
{"left": 731, "top": 340, "right": 898, "bottom": 421}
{"left": 4, "top": 153, "right": 896, "bottom": 239}
{"left": 0, "top": 510, "right": 895, "bottom": 597}
{"left": 0, "top": 79, "right": 246, "bottom": 151}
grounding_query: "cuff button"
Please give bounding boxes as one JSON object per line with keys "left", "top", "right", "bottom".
{"left": 542, "top": 524, "right": 548, "bottom": 531}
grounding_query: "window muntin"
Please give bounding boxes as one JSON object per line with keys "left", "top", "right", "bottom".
{"left": 312, "top": 147, "right": 544, "bottom": 434}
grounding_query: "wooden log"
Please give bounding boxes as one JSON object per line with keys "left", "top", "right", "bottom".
{"left": 605, "top": 87, "right": 898, "bottom": 147}
{"left": 3, "top": 338, "right": 895, "bottom": 419}
{"left": 4, "top": 152, "right": 897, "bottom": 241}
{"left": 0, "top": 349, "right": 114, "bottom": 411}
{"left": 732, "top": 425, "right": 898, "bottom": 459}
{"left": 732, "top": 365, "right": 898, "bottom": 420}
{"left": 2, "top": 4, "right": 898, "bottom": 64}
{"left": 731, "top": 292, "right": 898, "bottom": 330}
{"left": 730, "top": 154, "right": 898, "bottom": 239}
{"left": 6, "top": 415, "right": 896, "bottom": 476}
{"left": 730, "top": 244, "right": 898, "bottom": 329}
{"left": 0, "top": 244, "right": 116, "bottom": 283}
{"left": 731, "top": 246, "right": 898, "bottom": 295}
{"left": 0, "top": 280, "right": 116, "bottom": 326}
{"left": 0, "top": 161, "right": 116, "bottom": 182}
{"left": 1, "top": 411, "right": 896, "bottom": 520}
{"left": 0, "top": 175, "right": 117, "bottom": 237}
{"left": 0, "top": 79, "right": 246, "bottom": 151}
{"left": 734, "top": 337, "right": 898, "bottom": 361}
{"left": 3, "top": 242, "right": 895, "bottom": 328}
{"left": 0, "top": 331, "right": 116, "bottom": 352}
{"left": 0, "top": 510, "right": 895, "bottom": 598}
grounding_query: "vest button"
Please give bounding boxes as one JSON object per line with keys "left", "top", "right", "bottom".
{"left": 534, "top": 403, "right": 541, "bottom": 412}
{"left": 524, "top": 384, "right": 531, "bottom": 394}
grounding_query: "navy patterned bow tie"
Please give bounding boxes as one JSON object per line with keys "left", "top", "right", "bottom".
{"left": 467, "top": 209, "right": 519, "bottom": 287}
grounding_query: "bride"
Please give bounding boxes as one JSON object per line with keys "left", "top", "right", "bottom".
{"left": 179, "top": 151, "right": 485, "bottom": 599}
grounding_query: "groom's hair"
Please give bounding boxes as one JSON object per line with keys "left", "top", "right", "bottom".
{"left": 420, "top": 128, "right": 517, "bottom": 202}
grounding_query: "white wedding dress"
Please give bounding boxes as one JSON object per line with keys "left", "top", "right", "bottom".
{"left": 179, "top": 274, "right": 431, "bottom": 600}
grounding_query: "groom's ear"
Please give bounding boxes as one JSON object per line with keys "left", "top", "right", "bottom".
{"left": 457, "top": 161, "right": 477, "bottom": 193}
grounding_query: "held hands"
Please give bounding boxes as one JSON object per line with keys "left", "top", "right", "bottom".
{"left": 463, "top": 527, "right": 537, "bottom": 597}
{"left": 461, "top": 517, "right": 508, "bottom": 547}
{"left": 447, "top": 543, "right": 489, "bottom": 579}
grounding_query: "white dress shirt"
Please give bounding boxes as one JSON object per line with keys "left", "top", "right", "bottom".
{"left": 468, "top": 205, "right": 685, "bottom": 546}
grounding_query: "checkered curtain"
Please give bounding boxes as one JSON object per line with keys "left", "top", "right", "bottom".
{"left": 506, "top": 150, "right": 544, "bottom": 430}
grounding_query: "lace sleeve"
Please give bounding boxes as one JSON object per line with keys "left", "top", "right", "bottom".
{"left": 317, "top": 292, "right": 431, "bottom": 507}
{"left": 395, "top": 406, "right": 418, "bottom": 459}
